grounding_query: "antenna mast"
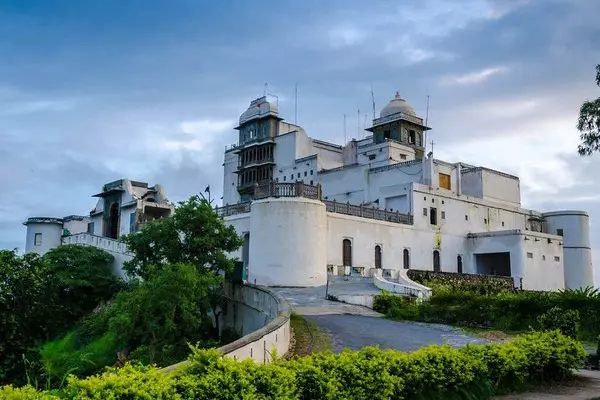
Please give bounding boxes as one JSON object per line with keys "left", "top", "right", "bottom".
{"left": 357, "top": 108, "right": 360, "bottom": 139}
{"left": 424, "top": 93, "right": 430, "bottom": 153}
{"left": 343, "top": 114, "right": 347, "bottom": 144}
{"left": 294, "top": 82, "right": 298, "bottom": 125}
{"left": 371, "top": 84, "right": 376, "bottom": 120}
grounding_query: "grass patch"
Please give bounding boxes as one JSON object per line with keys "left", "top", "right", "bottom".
{"left": 290, "top": 312, "right": 332, "bottom": 356}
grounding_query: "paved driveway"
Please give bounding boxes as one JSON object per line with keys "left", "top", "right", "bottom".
{"left": 273, "top": 283, "right": 487, "bottom": 353}
{"left": 305, "top": 314, "right": 487, "bottom": 353}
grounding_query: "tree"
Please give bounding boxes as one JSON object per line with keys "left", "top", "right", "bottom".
{"left": 121, "top": 195, "right": 243, "bottom": 340}
{"left": 43, "top": 245, "right": 124, "bottom": 324}
{"left": 0, "top": 250, "right": 54, "bottom": 383}
{"left": 577, "top": 64, "right": 600, "bottom": 155}
{"left": 121, "top": 195, "right": 243, "bottom": 280}
{"left": 0, "top": 246, "right": 122, "bottom": 385}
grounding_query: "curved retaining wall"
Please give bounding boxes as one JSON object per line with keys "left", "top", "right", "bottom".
{"left": 162, "top": 283, "right": 291, "bottom": 373}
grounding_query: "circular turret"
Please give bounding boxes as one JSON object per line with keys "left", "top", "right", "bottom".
{"left": 247, "top": 197, "right": 327, "bottom": 286}
{"left": 543, "top": 210, "right": 594, "bottom": 289}
{"left": 23, "top": 217, "right": 64, "bottom": 255}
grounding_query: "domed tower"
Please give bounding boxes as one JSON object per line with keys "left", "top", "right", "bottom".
{"left": 366, "top": 91, "right": 431, "bottom": 159}
{"left": 543, "top": 210, "right": 594, "bottom": 289}
{"left": 232, "top": 96, "right": 282, "bottom": 202}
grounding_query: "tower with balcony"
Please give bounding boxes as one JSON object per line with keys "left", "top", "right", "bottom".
{"left": 233, "top": 96, "right": 282, "bottom": 202}
{"left": 365, "top": 92, "right": 430, "bottom": 160}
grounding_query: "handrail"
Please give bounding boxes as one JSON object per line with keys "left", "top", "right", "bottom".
{"left": 324, "top": 200, "right": 413, "bottom": 225}
{"left": 374, "top": 270, "right": 431, "bottom": 300}
{"left": 398, "top": 269, "right": 433, "bottom": 299}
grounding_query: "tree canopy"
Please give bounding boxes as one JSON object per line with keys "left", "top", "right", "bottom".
{"left": 577, "top": 64, "right": 600, "bottom": 155}
{"left": 0, "top": 246, "right": 121, "bottom": 385}
{"left": 121, "top": 195, "right": 243, "bottom": 280}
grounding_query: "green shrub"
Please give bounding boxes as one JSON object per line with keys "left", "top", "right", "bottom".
{"left": 376, "top": 288, "right": 600, "bottom": 340}
{"left": 0, "top": 330, "right": 586, "bottom": 400}
{"left": 537, "top": 306, "right": 580, "bottom": 339}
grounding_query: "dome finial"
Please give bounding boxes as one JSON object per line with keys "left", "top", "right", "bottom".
{"left": 395, "top": 91, "right": 401, "bottom": 98}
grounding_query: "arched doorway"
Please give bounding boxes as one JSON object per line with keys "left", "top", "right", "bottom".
{"left": 403, "top": 249, "right": 410, "bottom": 269}
{"left": 108, "top": 203, "right": 119, "bottom": 239}
{"left": 433, "top": 250, "right": 441, "bottom": 272}
{"left": 457, "top": 255, "right": 463, "bottom": 274}
{"left": 374, "top": 245, "right": 382, "bottom": 269}
{"left": 342, "top": 239, "right": 352, "bottom": 267}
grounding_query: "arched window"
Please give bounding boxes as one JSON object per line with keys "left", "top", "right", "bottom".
{"left": 403, "top": 248, "right": 410, "bottom": 269}
{"left": 374, "top": 245, "right": 382, "bottom": 269}
{"left": 457, "top": 255, "right": 463, "bottom": 274}
{"left": 343, "top": 239, "right": 352, "bottom": 267}
{"left": 433, "top": 250, "right": 441, "bottom": 272}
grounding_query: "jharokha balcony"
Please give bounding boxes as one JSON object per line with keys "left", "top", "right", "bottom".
{"left": 216, "top": 182, "right": 414, "bottom": 225}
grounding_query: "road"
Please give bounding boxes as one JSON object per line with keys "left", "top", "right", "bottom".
{"left": 273, "top": 283, "right": 487, "bottom": 353}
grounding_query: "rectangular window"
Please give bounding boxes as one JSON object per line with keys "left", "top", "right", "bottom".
{"left": 34, "top": 233, "right": 42, "bottom": 246}
{"left": 527, "top": 252, "right": 533, "bottom": 259}
{"left": 430, "top": 207, "right": 437, "bottom": 225}
{"left": 422, "top": 207, "right": 428, "bottom": 216}
{"left": 441, "top": 211, "right": 446, "bottom": 220}
{"left": 439, "top": 173, "right": 451, "bottom": 190}
{"left": 554, "top": 256, "right": 560, "bottom": 262}
{"left": 502, "top": 221, "right": 505, "bottom": 227}
{"left": 465, "top": 215, "right": 469, "bottom": 221}
{"left": 297, "top": 173, "right": 300, "bottom": 178}
{"left": 484, "top": 218, "right": 488, "bottom": 224}
{"left": 290, "top": 175, "right": 293, "bottom": 180}
{"left": 400, "top": 154, "right": 407, "bottom": 160}
{"left": 310, "top": 180, "right": 313, "bottom": 185}
{"left": 87, "top": 222, "right": 94, "bottom": 234}
{"left": 556, "top": 229, "right": 564, "bottom": 236}
{"left": 310, "top": 170, "right": 314, "bottom": 175}
{"left": 283, "top": 176, "right": 286, "bottom": 181}
{"left": 368, "top": 154, "right": 376, "bottom": 161}
{"left": 304, "top": 171, "right": 307, "bottom": 177}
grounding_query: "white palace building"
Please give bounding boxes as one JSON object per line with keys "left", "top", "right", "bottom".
{"left": 219, "top": 92, "right": 594, "bottom": 292}
{"left": 23, "top": 92, "right": 595, "bottom": 292}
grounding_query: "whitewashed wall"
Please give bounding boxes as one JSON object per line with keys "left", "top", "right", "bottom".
{"left": 24, "top": 222, "right": 63, "bottom": 255}
{"left": 248, "top": 197, "right": 327, "bottom": 287}
{"left": 544, "top": 211, "right": 594, "bottom": 289}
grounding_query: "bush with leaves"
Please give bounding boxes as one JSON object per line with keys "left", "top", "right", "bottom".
{"left": 40, "top": 263, "right": 220, "bottom": 380}
{"left": 0, "top": 331, "right": 586, "bottom": 399}
{"left": 537, "top": 306, "right": 580, "bottom": 339}
{"left": 0, "top": 246, "right": 121, "bottom": 386}
{"left": 375, "top": 287, "right": 600, "bottom": 340}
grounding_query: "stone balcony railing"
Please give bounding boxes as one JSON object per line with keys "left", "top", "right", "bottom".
{"left": 62, "top": 232, "right": 132, "bottom": 255}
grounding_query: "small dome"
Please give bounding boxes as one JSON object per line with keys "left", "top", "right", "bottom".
{"left": 379, "top": 91, "right": 416, "bottom": 118}
{"left": 239, "top": 96, "right": 279, "bottom": 125}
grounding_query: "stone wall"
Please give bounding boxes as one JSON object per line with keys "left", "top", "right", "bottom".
{"left": 162, "top": 282, "right": 291, "bottom": 373}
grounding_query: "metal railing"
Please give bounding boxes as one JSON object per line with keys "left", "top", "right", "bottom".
{"left": 254, "top": 182, "right": 322, "bottom": 200}
{"left": 216, "top": 183, "right": 413, "bottom": 226}
{"left": 323, "top": 200, "right": 413, "bottom": 225}
{"left": 215, "top": 202, "right": 251, "bottom": 217}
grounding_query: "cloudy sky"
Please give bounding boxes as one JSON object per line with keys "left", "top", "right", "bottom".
{"left": 1, "top": 0, "right": 599, "bottom": 282}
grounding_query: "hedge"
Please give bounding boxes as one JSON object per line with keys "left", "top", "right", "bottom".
{"left": 374, "top": 288, "right": 600, "bottom": 340}
{"left": 0, "top": 330, "right": 586, "bottom": 399}
{"left": 406, "top": 270, "right": 515, "bottom": 295}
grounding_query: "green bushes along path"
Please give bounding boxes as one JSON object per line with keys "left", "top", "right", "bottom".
{"left": 374, "top": 287, "right": 600, "bottom": 341}
{"left": 0, "top": 331, "right": 587, "bottom": 399}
